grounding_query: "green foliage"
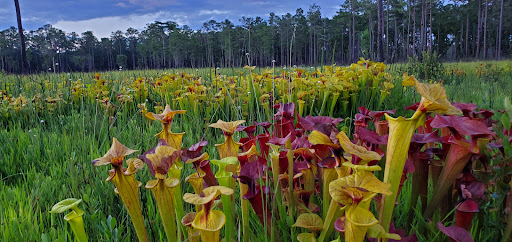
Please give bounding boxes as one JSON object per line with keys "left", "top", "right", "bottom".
{"left": 406, "top": 51, "right": 444, "bottom": 81}
{"left": 116, "top": 55, "right": 128, "bottom": 69}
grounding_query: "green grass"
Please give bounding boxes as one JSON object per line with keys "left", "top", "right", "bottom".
{"left": 0, "top": 60, "right": 511, "bottom": 241}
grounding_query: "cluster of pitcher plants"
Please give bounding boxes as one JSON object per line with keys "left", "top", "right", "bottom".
{"left": 51, "top": 73, "right": 512, "bottom": 242}
{"left": 1, "top": 59, "right": 392, "bottom": 122}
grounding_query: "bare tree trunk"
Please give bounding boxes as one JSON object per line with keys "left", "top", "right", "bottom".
{"left": 413, "top": 0, "right": 417, "bottom": 55}
{"left": 460, "top": 21, "right": 464, "bottom": 58}
{"left": 352, "top": 0, "right": 357, "bottom": 62}
{"left": 407, "top": 0, "right": 411, "bottom": 57}
{"left": 402, "top": 18, "right": 406, "bottom": 60}
{"left": 466, "top": 3, "right": 469, "bottom": 58}
{"left": 429, "top": 0, "right": 433, "bottom": 51}
{"left": 498, "top": 0, "right": 504, "bottom": 59}
{"left": 369, "top": 12, "right": 373, "bottom": 59}
{"left": 349, "top": 20, "right": 352, "bottom": 63}
{"left": 14, "top": 0, "right": 27, "bottom": 73}
{"left": 378, "top": 0, "right": 384, "bottom": 62}
{"left": 483, "top": 0, "right": 488, "bottom": 59}
{"left": 420, "top": 0, "right": 425, "bottom": 53}
{"left": 394, "top": 17, "right": 398, "bottom": 61}
{"left": 476, "top": 1, "right": 482, "bottom": 58}
{"left": 386, "top": 0, "right": 390, "bottom": 57}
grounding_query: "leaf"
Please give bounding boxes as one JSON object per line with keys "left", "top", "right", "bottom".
{"left": 367, "top": 223, "right": 401, "bottom": 240}
{"left": 345, "top": 206, "right": 379, "bottom": 227}
{"left": 139, "top": 139, "right": 178, "bottom": 179}
{"left": 50, "top": 198, "right": 82, "bottom": 213}
{"left": 209, "top": 119, "right": 246, "bottom": 135}
{"left": 501, "top": 113, "right": 511, "bottom": 131}
{"left": 183, "top": 186, "right": 234, "bottom": 205}
{"left": 293, "top": 213, "right": 324, "bottom": 232}
{"left": 430, "top": 115, "right": 493, "bottom": 137}
{"left": 414, "top": 79, "right": 462, "bottom": 115}
{"left": 107, "top": 215, "right": 117, "bottom": 231}
{"left": 145, "top": 104, "right": 186, "bottom": 123}
{"left": 308, "top": 130, "right": 336, "bottom": 147}
{"left": 337, "top": 131, "right": 382, "bottom": 162}
{"left": 297, "top": 233, "right": 317, "bottom": 242}
{"left": 505, "top": 97, "right": 512, "bottom": 114}
{"left": 211, "top": 157, "right": 238, "bottom": 178}
{"left": 437, "top": 222, "right": 474, "bottom": 242}
{"left": 330, "top": 171, "right": 391, "bottom": 205}
{"left": 92, "top": 137, "right": 137, "bottom": 166}
{"left": 192, "top": 210, "right": 226, "bottom": 231}
{"left": 402, "top": 73, "right": 415, "bottom": 86}
{"left": 41, "top": 233, "right": 51, "bottom": 242}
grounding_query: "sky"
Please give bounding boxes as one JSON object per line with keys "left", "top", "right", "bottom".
{"left": 1, "top": 0, "right": 341, "bottom": 38}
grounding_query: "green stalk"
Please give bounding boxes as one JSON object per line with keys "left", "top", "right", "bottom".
{"left": 169, "top": 168, "right": 187, "bottom": 240}
{"left": 218, "top": 177, "right": 235, "bottom": 242}
{"left": 319, "top": 90, "right": 329, "bottom": 116}
{"left": 321, "top": 167, "right": 338, "bottom": 219}
{"left": 502, "top": 186, "right": 512, "bottom": 242}
{"left": 328, "top": 92, "right": 340, "bottom": 117}
{"left": 286, "top": 139, "right": 296, "bottom": 242}
{"left": 317, "top": 200, "right": 344, "bottom": 242}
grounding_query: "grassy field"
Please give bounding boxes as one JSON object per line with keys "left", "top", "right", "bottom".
{"left": 1, "top": 60, "right": 511, "bottom": 241}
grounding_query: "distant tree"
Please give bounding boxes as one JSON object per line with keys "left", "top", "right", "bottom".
{"left": 13, "top": 0, "right": 27, "bottom": 73}
{"left": 378, "top": 0, "right": 384, "bottom": 62}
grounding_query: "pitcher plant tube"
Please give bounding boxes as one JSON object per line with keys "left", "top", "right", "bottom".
{"left": 140, "top": 139, "right": 180, "bottom": 242}
{"left": 379, "top": 76, "right": 461, "bottom": 234}
{"left": 92, "top": 138, "right": 148, "bottom": 242}
{"left": 145, "top": 104, "right": 188, "bottom": 238}
{"left": 50, "top": 198, "right": 88, "bottom": 242}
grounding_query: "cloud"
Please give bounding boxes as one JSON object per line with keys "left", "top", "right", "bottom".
{"left": 118, "top": 0, "right": 180, "bottom": 9}
{"left": 115, "top": 2, "right": 129, "bottom": 8}
{"left": 22, "top": 16, "right": 46, "bottom": 22}
{"left": 53, "top": 11, "right": 190, "bottom": 38}
{"left": 198, "top": 10, "right": 231, "bottom": 16}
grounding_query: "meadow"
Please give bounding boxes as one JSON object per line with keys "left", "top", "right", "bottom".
{"left": 1, "top": 59, "right": 512, "bottom": 242}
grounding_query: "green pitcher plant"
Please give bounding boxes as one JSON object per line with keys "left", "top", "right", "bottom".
{"left": 210, "top": 156, "right": 238, "bottom": 242}
{"left": 50, "top": 198, "right": 88, "bottom": 242}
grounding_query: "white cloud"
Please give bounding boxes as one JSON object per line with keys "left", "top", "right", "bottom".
{"left": 120, "top": 0, "right": 179, "bottom": 9}
{"left": 198, "top": 10, "right": 231, "bottom": 16}
{"left": 115, "top": 2, "right": 128, "bottom": 7}
{"left": 53, "top": 11, "right": 189, "bottom": 38}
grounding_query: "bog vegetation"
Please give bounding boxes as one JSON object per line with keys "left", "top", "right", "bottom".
{"left": 1, "top": 59, "right": 512, "bottom": 242}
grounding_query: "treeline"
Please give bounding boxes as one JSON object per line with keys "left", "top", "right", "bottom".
{"left": 1, "top": 1, "right": 511, "bottom": 73}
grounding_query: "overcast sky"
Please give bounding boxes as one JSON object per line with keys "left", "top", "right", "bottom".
{"left": 1, "top": 0, "right": 341, "bottom": 38}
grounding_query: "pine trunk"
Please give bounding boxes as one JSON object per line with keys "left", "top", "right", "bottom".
{"left": 14, "top": 0, "right": 27, "bottom": 73}
{"left": 378, "top": 0, "right": 385, "bottom": 62}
